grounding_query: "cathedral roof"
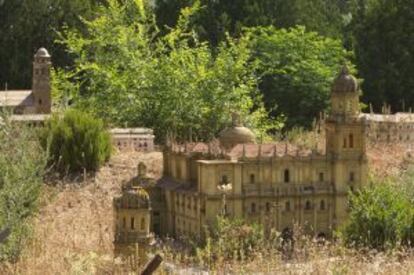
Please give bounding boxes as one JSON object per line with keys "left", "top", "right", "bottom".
{"left": 332, "top": 65, "right": 358, "bottom": 94}
{"left": 0, "top": 90, "right": 33, "bottom": 107}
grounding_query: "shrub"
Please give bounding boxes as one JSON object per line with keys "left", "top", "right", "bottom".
{"left": 195, "top": 216, "right": 267, "bottom": 267}
{"left": 42, "top": 109, "right": 111, "bottom": 174}
{"left": 0, "top": 114, "right": 47, "bottom": 261}
{"left": 343, "top": 182, "right": 414, "bottom": 249}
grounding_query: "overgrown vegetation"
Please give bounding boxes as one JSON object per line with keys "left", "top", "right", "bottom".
{"left": 0, "top": 115, "right": 47, "bottom": 261}
{"left": 343, "top": 174, "right": 414, "bottom": 249}
{"left": 41, "top": 109, "right": 111, "bottom": 174}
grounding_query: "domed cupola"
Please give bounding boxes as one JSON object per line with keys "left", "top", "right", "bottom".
{"left": 332, "top": 65, "right": 358, "bottom": 94}
{"left": 330, "top": 65, "right": 360, "bottom": 117}
{"left": 219, "top": 113, "right": 256, "bottom": 149}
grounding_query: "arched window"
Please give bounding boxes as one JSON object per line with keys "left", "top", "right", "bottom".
{"left": 349, "top": 134, "right": 354, "bottom": 148}
{"left": 251, "top": 203, "right": 256, "bottom": 213}
{"left": 285, "top": 201, "right": 291, "bottom": 211}
{"left": 122, "top": 217, "right": 126, "bottom": 229}
{"left": 320, "top": 200, "right": 325, "bottom": 210}
{"left": 319, "top": 172, "right": 324, "bottom": 182}
{"left": 349, "top": 172, "right": 355, "bottom": 182}
{"left": 250, "top": 174, "right": 255, "bottom": 184}
{"left": 131, "top": 217, "right": 135, "bottom": 230}
{"left": 141, "top": 218, "right": 145, "bottom": 230}
{"left": 284, "top": 169, "right": 290, "bottom": 183}
{"left": 305, "top": 201, "right": 312, "bottom": 210}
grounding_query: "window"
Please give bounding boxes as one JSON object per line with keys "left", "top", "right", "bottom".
{"left": 250, "top": 174, "right": 255, "bottom": 184}
{"left": 131, "top": 217, "right": 135, "bottom": 230}
{"left": 285, "top": 201, "right": 291, "bottom": 211}
{"left": 349, "top": 134, "right": 354, "bottom": 148}
{"left": 284, "top": 169, "right": 290, "bottom": 183}
{"left": 320, "top": 200, "right": 325, "bottom": 211}
{"left": 141, "top": 218, "right": 145, "bottom": 230}
{"left": 266, "top": 202, "right": 270, "bottom": 212}
{"left": 251, "top": 203, "right": 256, "bottom": 213}
{"left": 38, "top": 99, "right": 42, "bottom": 105}
{"left": 319, "top": 172, "right": 324, "bottom": 182}
{"left": 349, "top": 172, "right": 355, "bottom": 182}
{"left": 305, "top": 201, "right": 312, "bottom": 210}
{"left": 122, "top": 217, "right": 126, "bottom": 229}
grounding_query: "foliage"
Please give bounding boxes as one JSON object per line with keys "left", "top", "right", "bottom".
{"left": 195, "top": 216, "right": 267, "bottom": 267}
{"left": 0, "top": 114, "right": 47, "bottom": 261}
{"left": 350, "top": 0, "right": 414, "bottom": 112}
{"left": 343, "top": 180, "right": 414, "bottom": 249}
{"left": 42, "top": 109, "right": 111, "bottom": 174}
{"left": 0, "top": 0, "right": 103, "bottom": 89}
{"left": 249, "top": 26, "right": 354, "bottom": 129}
{"left": 55, "top": 0, "right": 280, "bottom": 142}
{"left": 155, "top": 0, "right": 349, "bottom": 46}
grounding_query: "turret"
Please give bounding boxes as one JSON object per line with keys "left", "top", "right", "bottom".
{"left": 330, "top": 65, "right": 360, "bottom": 118}
{"left": 32, "top": 47, "right": 51, "bottom": 114}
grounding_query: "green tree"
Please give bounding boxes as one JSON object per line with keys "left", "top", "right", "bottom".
{"left": 0, "top": 115, "right": 47, "bottom": 260}
{"left": 155, "top": 0, "right": 349, "bottom": 46}
{"left": 350, "top": 0, "right": 414, "bottom": 112}
{"left": 249, "top": 26, "right": 353, "bottom": 129}
{"left": 42, "top": 109, "right": 111, "bottom": 174}
{"left": 55, "top": 0, "right": 279, "bottom": 142}
{"left": 0, "top": 0, "right": 102, "bottom": 89}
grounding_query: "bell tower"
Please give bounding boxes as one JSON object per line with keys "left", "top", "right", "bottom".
{"left": 325, "top": 65, "right": 367, "bottom": 228}
{"left": 32, "top": 47, "right": 52, "bottom": 114}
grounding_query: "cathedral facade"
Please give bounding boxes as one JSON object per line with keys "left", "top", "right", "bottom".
{"left": 151, "top": 66, "right": 368, "bottom": 238}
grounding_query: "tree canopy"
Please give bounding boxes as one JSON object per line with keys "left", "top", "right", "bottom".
{"left": 54, "top": 0, "right": 279, "bottom": 142}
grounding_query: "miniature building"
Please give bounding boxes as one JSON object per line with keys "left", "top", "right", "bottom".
{"left": 113, "top": 162, "right": 154, "bottom": 259}
{"left": 151, "top": 66, "right": 368, "bottom": 238}
{"left": 110, "top": 128, "right": 155, "bottom": 152}
{"left": 0, "top": 48, "right": 52, "bottom": 116}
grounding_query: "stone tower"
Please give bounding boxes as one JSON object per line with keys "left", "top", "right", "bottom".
{"left": 325, "top": 65, "right": 368, "bottom": 228}
{"left": 32, "top": 47, "right": 52, "bottom": 114}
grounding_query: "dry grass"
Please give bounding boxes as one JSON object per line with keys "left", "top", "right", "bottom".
{"left": 0, "top": 151, "right": 162, "bottom": 275}
{"left": 2, "top": 140, "right": 414, "bottom": 274}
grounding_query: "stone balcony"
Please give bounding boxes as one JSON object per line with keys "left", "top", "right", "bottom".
{"left": 242, "top": 182, "right": 333, "bottom": 197}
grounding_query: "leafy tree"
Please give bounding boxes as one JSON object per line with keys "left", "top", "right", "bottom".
{"left": 155, "top": 0, "right": 349, "bottom": 46}
{"left": 249, "top": 26, "right": 353, "bottom": 128}
{"left": 350, "top": 0, "right": 414, "bottom": 112}
{"left": 42, "top": 109, "right": 111, "bottom": 174}
{"left": 55, "top": 0, "right": 279, "bottom": 142}
{"left": 0, "top": 0, "right": 102, "bottom": 89}
{"left": 0, "top": 114, "right": 47, "bottom": 260}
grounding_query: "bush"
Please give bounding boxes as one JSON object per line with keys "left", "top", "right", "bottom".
{"left": 343, "top": 182, "right": 414, "bottom": 249}
{"left": 0, "top": 115, "right": 47, "bottom": 260}
{"left": 42, "top": 109, "right": 111, "bottom": 174}
{"left": 195, "top": 216, "right": 267, "bottom": 266}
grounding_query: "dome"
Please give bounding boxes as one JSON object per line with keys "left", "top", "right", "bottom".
{"left": 332, "top": 65, "right": 358, "bottom": 93}
{"left": 219, "top": 113, "right": 256, "bottom": 149}
{"left": 114, "top": 187, "right": 150, "bottom": 210}
{"left": 35, "top": 47, "right": 50, "bottom": 58}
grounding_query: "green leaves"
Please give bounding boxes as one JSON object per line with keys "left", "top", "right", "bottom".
{"left": 56, "top": 0, "right": 279, "bottom": 142}
{"left": 42, "top": 109, "right": 111, "bottom": 174}
{"left": 0, "top": 114, "right": 47, "bottom": 260}
{"left": 249, "top": 26, "right": 354, "bottom": 129}
{"left": 344, "top": 180, "right": 414, "bottom": 249}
